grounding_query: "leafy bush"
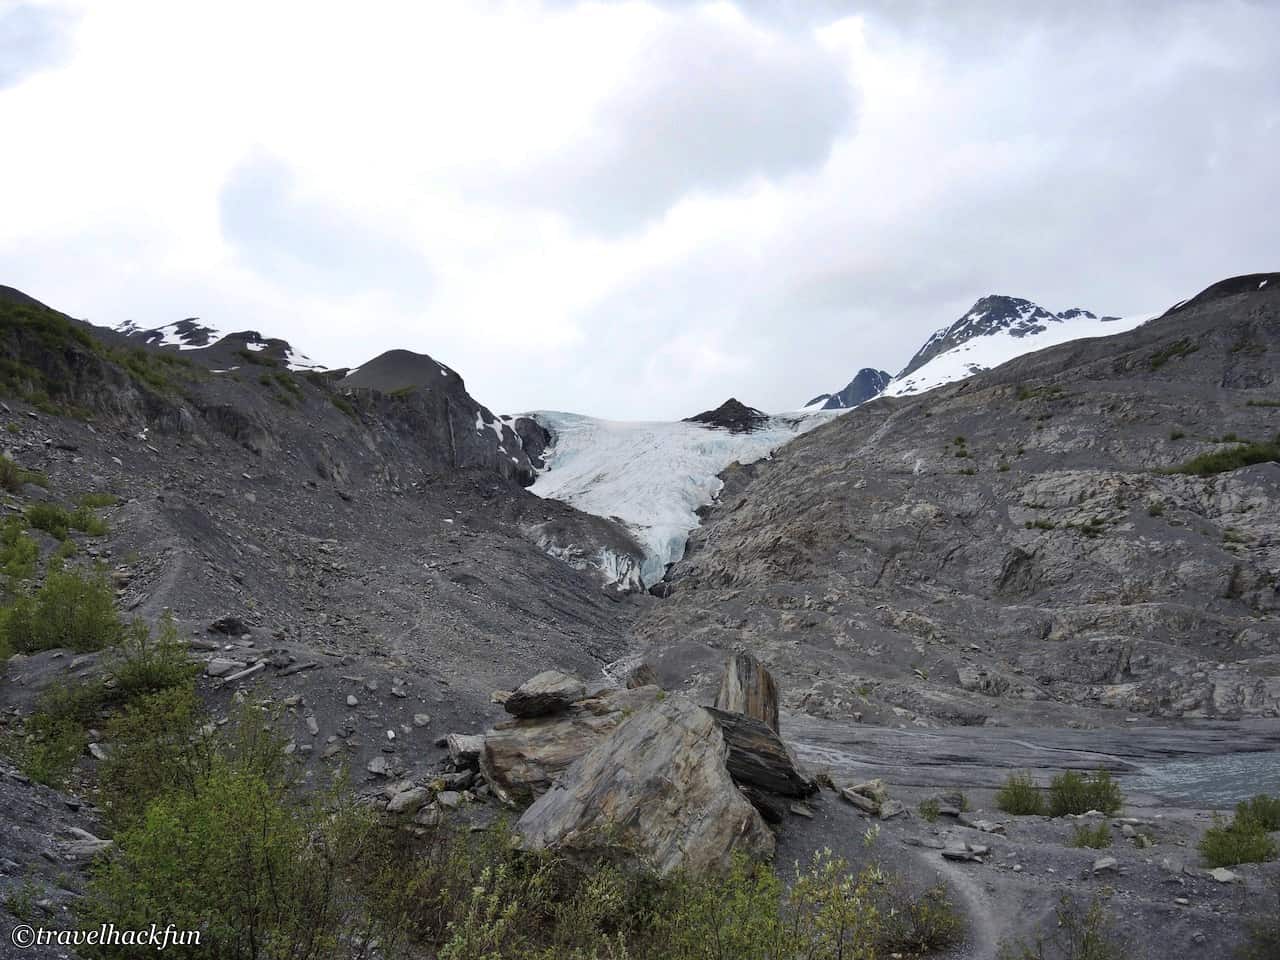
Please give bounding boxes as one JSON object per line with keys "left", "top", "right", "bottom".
{"left": 111, "top": 616, "right": 197, "bottom": 701}
{"left": 1149, "top": 337, "right": 1200, "bottom": 370}
{"left": 1048, "top": 770, "right": 1123, "bottom": 817}
{"left": 0, "top": 455, "right": 47, "bottom": 493}
{"left": 1236, "top": 794, "right": 1280, "bottom": 832}
{"left": 0, "top": 516, "right": 39, "bottom": 583}
{"left": 918, "top": 798, "right": 940, "bottom": 822}
{"left": 1172, "top": 435, "right": 1280, "bottom": 477}
{"left": 1069, "top": 823, "right": 1112, "bottom": 849}
{"left": 998, "top": 894, "right": 1128, "bottom": 960}
{"left": 25, "top": 502, "right": 108, "bottom": 539}
{"left": 1199, "top": 813, "right": 1278, "bottom": 868}
{"left": 0, "top": 566, "right": 121, "bottom": 653}
{"left": 997, "top": 771, "right": 1045, "bottom": 815}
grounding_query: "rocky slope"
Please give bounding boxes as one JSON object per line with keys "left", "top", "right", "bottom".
{"left": 636, "top": 274, "right": 1280, "bottom": 728}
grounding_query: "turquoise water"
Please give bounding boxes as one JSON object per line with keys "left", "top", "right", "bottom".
{"left": 1125, "top": 751, "right": 1280, "bottom": 807}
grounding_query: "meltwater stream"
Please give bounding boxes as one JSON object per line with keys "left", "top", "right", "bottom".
{"left": 1124, "top": 751, "right": 1280, "bottom": 807}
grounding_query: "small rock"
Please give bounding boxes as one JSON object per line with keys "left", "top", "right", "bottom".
{"left": 387, "top": 787, "right": 430, "bottom": 815}
{"left": 879, "top": 799, "right": 907, "bottom": 820}
{"left": 366, "top": 756, "right": 392, "bottom": 778}
{"left": 941, "top": 841, "right": 989, "bottom": 862}
{"left": 1209, "top": 867, "right": 1238, "bottom": 884}
{"left": 789, "top": 803, "right": 814, "bottom": 819}
{"left": 1092, "top": 857, "right": 1119, "bottom": 875}
{"left": 437, "top": 790, "right": 462, "bottom": 809}
{"left": 346, "top": 695, "right": 359, "bottom": 707}
{"left": 306, "top": 716, "right": 320, "bottom": 736}
{"left": 206, "top": 658, "right": 247, "bottom": 678}
{"left": 413, "top": 714, "right": 431, "bottom": 727}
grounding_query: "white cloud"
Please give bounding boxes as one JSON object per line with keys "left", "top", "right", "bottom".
{"left": 0, "top": 0, "right": 1276, "bottom": 418}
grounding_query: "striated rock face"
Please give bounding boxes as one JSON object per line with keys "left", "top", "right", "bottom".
{"left": 516, "top": 694, "right": 775, "bottom": 875}
{"left": 504, "top": 670, "right": 588, "bottom": 718}
{"left": 481, "top": 686, "right": 662, "bottom": 806}
{"left": 634, "top": 275, "right": 1280, "bottom": 727}
{"left": 705, "top": 708, "right": 816, "bottom": 797}
{"left": 714, "top": 653, "right": 780, "bottom": 732}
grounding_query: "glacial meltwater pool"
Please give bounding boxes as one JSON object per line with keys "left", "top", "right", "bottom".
{"left": 1124, "top": 751, "right": 1280, "bottom": 807}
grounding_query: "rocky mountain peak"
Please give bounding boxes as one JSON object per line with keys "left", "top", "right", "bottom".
{"left": 683, "top": 398, "right": 769, "bottom": 433}
{"left": 803, "top": 368, "right": 892, "bottom": 410}
{"left": 341, "top": 348, "right": 461, "bottom": 393}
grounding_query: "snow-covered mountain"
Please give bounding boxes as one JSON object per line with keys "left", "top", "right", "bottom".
{"left": 803, "top": 295, "right": 1153, "bottom": 407}
{"left": 527, "top": 407, "right": 827, "bottom": 587}
{"left": 115, "top": 317, "right": 222, "bottom": 350}
{"left": 884, "top": 299, "right": 1152, "bottom": 397}
{"left": 803, "top": 368, "right": 891, "bottom": 410}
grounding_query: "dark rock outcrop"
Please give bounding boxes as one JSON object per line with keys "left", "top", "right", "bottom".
{"left": 683, "top": 398, "right": 769, "bottom": 434}
{"left": 714, "top": 652, "right": 781, "bottom": 732}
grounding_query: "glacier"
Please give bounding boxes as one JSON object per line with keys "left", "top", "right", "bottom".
{"left": 527, "top": 410, "right": 831, "bottom": 587}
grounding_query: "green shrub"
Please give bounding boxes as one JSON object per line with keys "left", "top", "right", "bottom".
{"left": 0, "top": 455, "right": 48, "bottom": 492}
{"left": 0, "top": 516, "right": 39, "bottom": 583}
{"left": 0, "top": 566, "right": 121, "bottom": 653}
{"left": 9, "top": 678, "right": 110, "bottom": 785}
{"left": 1049, "top": 770, "right": 1123, "bottom": 817}
{"left": 110, "top": 616, "right": 197, "bottom": 701}
{"left": 1171, "top": 435, "right": 1280, "bottom": 477}
{"left": 1070, "top": 822, "right": 1112, "bottom": 849}
{"left": 1199, "top": 813, "right": 1278, "bottom": 868}
{"left": 25, "top": 502, "right": 108, "bottom": 539}
{"left": 1236, "top": 794, "right": 1280, "bottom": 832}
{"left": 997, "top": 771, "right": 1045, "bottom": 815}
{"left": 998, "top": 894, "right": 1127, "bottom": 960}
{"left": 918, "top": 798, "right": 940, "bottom": 822}
{"left": 876, "top": 879, "right": 964, "bottom": 956}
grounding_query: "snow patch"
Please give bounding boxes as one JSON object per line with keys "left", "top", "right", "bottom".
{"left": 884, "top": 311, "right": 1154, "bottom": 398}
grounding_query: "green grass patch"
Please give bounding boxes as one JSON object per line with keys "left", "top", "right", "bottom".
{"left": 1048, "top": 770, "right": 1123, "bottom": 817}
{"left": 331, "top": 394, "right": 358, "bottom": 418}
{"left": 1149, "top": 337, "right": 1200, "bottom": 370}
{"left": 997, "top": 771, "right": 1045, "bottom": 815}
{"left": 1069, "top": 822, "right": 1112, "bottom": 849}
{"left": 1246, "top": 399, "right": 1280, "bottom": 408}
{"left": 0, "top": 455, "right": 48, "bottom": 493}
{"left": 78, "top": 492, "right": 120, "bottom": 509}
{"left": 0, "top": 516, "right": 39, "bottom": 584}
{"left": 1169, "top": 435, "right": 1280, "bottom": 477}
{"left": 26, "top": 502, "right": 108, "bottom": 539}
{"left": 998, "top": 894, "right": 1127, "bottom": 960}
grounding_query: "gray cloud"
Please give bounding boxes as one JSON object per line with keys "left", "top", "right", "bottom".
{"left": 218, "top": 155, "right": 432, "bottom": 303}
{"left": 512, "top": 11, "right": 855, "bottom": 233}
{"left": 0, "top": 2, "right": 77, "bottom": 89}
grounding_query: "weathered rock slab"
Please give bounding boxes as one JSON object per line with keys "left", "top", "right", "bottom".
{"left": 705, "top": 707, "right": 816, "bottom": 797}
{"left": 517, "top": 694, "right": 774, "bottom": 875}
{"left": 714, "top": 652, "right": 780, "bottom": 732}
{"left": 481, "top": 686, "right": 662, "bottom": 806}
{"left": 504, "top": 670, "right": 588, "bottom": 718}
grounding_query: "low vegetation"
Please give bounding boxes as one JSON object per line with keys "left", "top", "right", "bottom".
{"left": 1148, "top": 337, "right": 1200, "bottom": 370}
{"left": 1237, "top": 878, "right": 1280, "bottom": 960}
{"left": 996, "top": 771, "right": 1045, "bottom": 815}
{"left": 1048, "top": 770, "right": 1124, "bottom": 817}
{"left": 0, "top": 516, "right": 39, "bottom": 585}
{"left": 1170, "top": 435, "right": 1280, "bottom": 477}
{"left": 1069, "top": 822, "right": 1112, "bottom": 849}
{"left": 998, "top": 894, "right": 1128, "bottom": 960}
{"left": 26, "top": 501, "right": 109, "bottom": 539}
{"left": 1198, "top": 794, "right": 1280, "bottom": 868}
{"left": 0, "top": 454, "right": 48, "bottom": 493}
{"left": 0, "top": 565, "right": 121, "bottom": 656}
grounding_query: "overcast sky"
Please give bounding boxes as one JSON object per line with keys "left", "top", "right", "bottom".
{"left": 1, "top": 0, "right": 1277, "bottom": 418}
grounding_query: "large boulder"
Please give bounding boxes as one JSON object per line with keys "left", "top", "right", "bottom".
{"left": 714, "top": 653, "right": 780, "bottom": 732}
{"left": 504, "top": 670, "right": 589, "bottom": 718}
{"left": 705, "top": 708, "right": 816, "bottom": 797}
{"left": 481, "top": 686, "right": 662, "bottom": 806}
{"left": 517, "top": 694, "right": 774, "bottom": 876}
